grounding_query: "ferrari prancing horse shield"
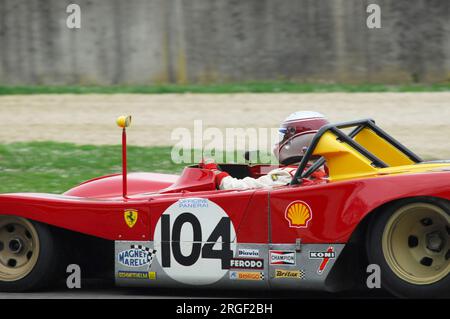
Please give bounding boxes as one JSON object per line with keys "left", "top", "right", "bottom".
{"left": 124, "top": 209, "right": 138, "bottom": 228}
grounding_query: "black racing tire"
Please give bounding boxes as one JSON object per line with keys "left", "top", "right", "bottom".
{"left": 366, "top": 197, "right": 450, "bottom": 298}
{"left": 0, "top": 217, "right": 61, "bottom": 292}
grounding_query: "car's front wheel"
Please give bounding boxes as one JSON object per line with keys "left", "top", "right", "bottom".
{"left": 367, "top": 198, "right": 449, "bottom": 298}
{"left": 0, "top": 216, "right": 60, "bottom": 292}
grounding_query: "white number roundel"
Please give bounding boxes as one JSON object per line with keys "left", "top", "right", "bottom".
{"left": 154, "top": 198, "right": 236, "bottom": 285}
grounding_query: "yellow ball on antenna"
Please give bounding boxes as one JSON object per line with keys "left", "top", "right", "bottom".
{"left": 117, "top": 115, "right": 132, "bottom": 128}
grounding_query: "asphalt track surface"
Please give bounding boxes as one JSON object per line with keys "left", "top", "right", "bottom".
{"left": 0, "top": 279, "right": 392, "bottom": 299}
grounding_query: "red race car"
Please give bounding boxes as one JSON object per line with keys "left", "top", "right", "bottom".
{"left": 0, "top": 117, "right": 448, "bottom": 298}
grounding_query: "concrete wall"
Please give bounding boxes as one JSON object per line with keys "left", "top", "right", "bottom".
{"left": 0, "top": 0, "right": 448, "bottom": 85}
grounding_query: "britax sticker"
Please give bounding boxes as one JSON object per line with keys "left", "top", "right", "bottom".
{"left": 118, "top": 245, "right": 156, "bottom": 269}
{"left": 230, "top": 258, "right": 264, "bottom": 270}
{"left": 269, "top": 250, "right": 296, "bottom": 265}
{"left": 237, "top": 248, "right": 259, "bottom": 258}
{"left": 274, "top": 269, "right": 305, "bottom": 279}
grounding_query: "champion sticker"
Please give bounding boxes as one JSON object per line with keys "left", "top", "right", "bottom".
{"left": 269, "top": 250, "right": 296, "bottom": 265}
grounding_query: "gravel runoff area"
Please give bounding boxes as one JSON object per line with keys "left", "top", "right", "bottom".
{"left": 0, "top": 92, "right": 448, "bottom": 159}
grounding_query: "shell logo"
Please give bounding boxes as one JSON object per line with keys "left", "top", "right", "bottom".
{"left": 285, "top": 201, "right": 312, "bottom": 228}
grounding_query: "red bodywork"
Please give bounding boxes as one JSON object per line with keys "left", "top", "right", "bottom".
{"left": 0, "top": 165, "right": 448, "bottom": 245}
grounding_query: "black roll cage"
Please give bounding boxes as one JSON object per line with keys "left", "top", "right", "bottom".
{"left": 290, "top": 119, "right": 423, "bottom": 185}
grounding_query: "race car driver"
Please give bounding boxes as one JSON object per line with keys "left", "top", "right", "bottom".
{"left": 202, "top": 111, "right": 329, "bottom": 190}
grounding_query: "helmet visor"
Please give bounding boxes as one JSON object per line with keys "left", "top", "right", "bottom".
{"left": 278, "top": 127, "right": 287, "bottom": 142}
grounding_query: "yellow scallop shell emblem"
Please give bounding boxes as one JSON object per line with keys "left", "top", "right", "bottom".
{"left": 285, "top": 201, "right": 312, "bottom": 228}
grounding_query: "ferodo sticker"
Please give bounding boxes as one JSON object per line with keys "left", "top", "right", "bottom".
{"left": 154, "top": 198, "right": 236, "bottom": 285}
{"left": 230, "top": 258, "right": 264, "bottom": 270}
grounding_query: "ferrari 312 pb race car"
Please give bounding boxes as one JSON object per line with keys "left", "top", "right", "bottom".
{"left": 0, "top": 117, "right": 448, "bottom": 298}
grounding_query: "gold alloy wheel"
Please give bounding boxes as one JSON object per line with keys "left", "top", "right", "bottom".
{"left": 0, "top": 216, "right": 40, "bottom": 281}
{"left": 382, "top": 203, "right": 450, "bottom": 285}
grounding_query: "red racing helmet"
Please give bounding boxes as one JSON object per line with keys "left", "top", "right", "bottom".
{"left": 274, "top": 111, "right": 329, "bottom": 165}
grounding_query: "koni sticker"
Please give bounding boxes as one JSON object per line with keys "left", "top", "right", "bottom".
{"left": 269, "top": 250, "right": 296, "bottom": 265}
{"left": 309, "top": 246, "right": 335, "bottom": 274}
{"left": 285, "top": 201, "right": 312, "bottom": 228}
{"left": 124, "top": 209, "right": 138, "bottom": 228}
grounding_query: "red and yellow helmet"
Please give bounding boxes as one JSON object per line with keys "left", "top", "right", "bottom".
{"left": 274, "top": 111, "right": 329, "bottom": 165}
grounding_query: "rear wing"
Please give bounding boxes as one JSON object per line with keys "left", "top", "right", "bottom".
{"left": 291, "top": 119, "right": 423, "bottom": 184}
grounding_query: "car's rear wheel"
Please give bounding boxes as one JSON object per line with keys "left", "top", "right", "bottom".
{"left": 367, "top": 198, "right": 449, "bottom": 298}
{"left": 0, "top": 216, "right": 60, "bottom": 291}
